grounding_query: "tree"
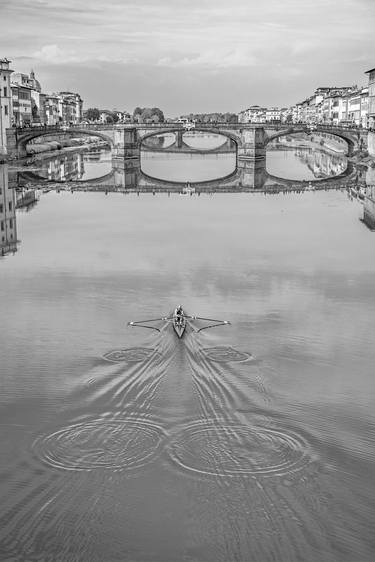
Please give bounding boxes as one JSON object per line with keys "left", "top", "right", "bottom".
{"left": 85, "top": 108, "right": 100, "bottom": 122}
{"left": 227, "top": 113, "right": 238, "bottom": 123}
{"left": 133, "top": 107, "right": 143, "bottom": 121}
{"left": 151, "top": 107, "right": 165, "bottom": 123}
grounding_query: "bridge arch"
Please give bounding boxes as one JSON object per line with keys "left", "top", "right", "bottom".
{"left": 264, "top": 126, "right": 354, "bottom": 156}
{"left": 16, "top": 128, "right": 114, "bottom": 155}
{"left": 138, "top": 127, "right": 241, "bottom": 152}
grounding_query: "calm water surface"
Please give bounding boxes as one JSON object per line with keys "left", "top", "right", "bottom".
{"left": 1, "top": 146, "right": 375, "bottom": 561}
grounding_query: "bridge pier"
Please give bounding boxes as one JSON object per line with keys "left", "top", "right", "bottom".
{"left": 6, "top": 129, "right": 27, "bottom": 159}
{"left": 238, "top": 128, "right": 266, "bottom": 160}
{"left": 111, "top": 128, "right": 140, "bottom": 159}
{"left": 237, "top": 158, "right": 267, "bottom": 189}
{"left": 111, "top": 159, "right": 141, "bottom": 189}
{"left": 176, "top": 130, "right": 183, "bottom": 149}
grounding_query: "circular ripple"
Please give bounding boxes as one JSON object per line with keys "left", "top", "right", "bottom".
{"left": 103, "top": 347, "right": 159, "bottom": 363}
{"left": 33, "top": 418, "right": 165, "bottom": 471}
{"left": 168, "top": 421, "right": 311, "bottom": 477}
{"left": 202, "top": 346, "right": 251, "bottom": 362}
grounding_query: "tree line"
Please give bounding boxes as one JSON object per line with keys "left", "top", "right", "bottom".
{"left": 180, "top": 113, "right": 238, "bottom": 124}
{"left": 84, "top": 107, "right": 165, "bottom": 123}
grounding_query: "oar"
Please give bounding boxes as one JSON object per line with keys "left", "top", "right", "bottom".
{"left": 128, "top": 317, "right": 170, "bottom": 324}
{"left": 128, "top": 322, "right": 161, "bottom": 332}
{"left": 196, "top": 321, "right": 230, "bottom": 333}
{"left": 191, "top": 316, "right": 231, "bottom": 324}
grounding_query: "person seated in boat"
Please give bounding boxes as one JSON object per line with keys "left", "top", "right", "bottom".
{"left": 176, "top": 306, "right": 183, "bottom": 324}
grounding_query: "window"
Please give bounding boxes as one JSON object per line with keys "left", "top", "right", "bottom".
{"left": 8, "top": 201, "right": 12, "bottom": 211}
{"left": 4, "top": 105, "right": 8, "bottom": 116}
{"left": 1, "top": 221, "right": 4, "bottom": 232}
{"left": 9, "top": 219, "right": 13, "bottom": 229}
{"left": 3, "top": 87, "right": 7, "bottom": 97}
{"left": 0, "top": 203, "right": 3, "bottom": 212}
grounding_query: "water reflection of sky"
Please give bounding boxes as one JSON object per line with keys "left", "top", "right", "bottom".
{"left": 140, "top": 152, "right": 236, "bottom": 182}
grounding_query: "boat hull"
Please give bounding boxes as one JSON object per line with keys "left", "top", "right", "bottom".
{"left": 173, "top": 314, "right": 186, "bottom": 338}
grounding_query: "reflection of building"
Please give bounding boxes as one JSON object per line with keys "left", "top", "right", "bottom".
{"left": 363, "top": 185, "right": 375, "bottom": 230}
{"left": 0, "top": 164, "right": 17, "bottom": 256}
{"left": 294, "top": 147, "right": 346, "bottom": 178}
{"left": 42, "top": 152, "right": 85, "bottom": 181}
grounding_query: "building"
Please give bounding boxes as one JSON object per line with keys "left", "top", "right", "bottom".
{"left": 12, "top": 69, "right": 42, "bottom": 92}
{"left": 57, "top": 92, "right": 83, "bottom": 124}
{"left": 11, "top": 71, "right": 84, "bottom": 126}
{"left": 11, "top": 69, "right": 43, "bottom": 125}
{"left": 45, "top": 94, "right": 60, "bottom": 125}
{"left": 11, "top": 84, "right": 32, "bottom": 126}
{"left": 265, "top": 107, "right": 281, "bottom": 122}
{"left": 365, "top": 67, "right": 375, "bottom": 129}
{"left": 0, "top": 58, "right": 13, "bottom": 155}
{"left": 238, "top": 106, "right": 266, "bottom": 123}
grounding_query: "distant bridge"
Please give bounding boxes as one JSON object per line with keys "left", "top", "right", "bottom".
{"left": 6, "top": 122, "right": 368, "bottom": 160}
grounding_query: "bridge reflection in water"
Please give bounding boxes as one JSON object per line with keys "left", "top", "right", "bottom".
{"left": 17, "top": 153, "right": 357, "bottom": 193}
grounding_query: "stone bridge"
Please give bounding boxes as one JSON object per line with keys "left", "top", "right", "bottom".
{"left": 6, "top": 122, "right": 368, "bottom": 160}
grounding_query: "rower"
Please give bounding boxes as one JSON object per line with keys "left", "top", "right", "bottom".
{"left": 176, "top": 305, "right": 183, "bottom": 325}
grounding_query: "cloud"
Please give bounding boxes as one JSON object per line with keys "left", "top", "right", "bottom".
{"left": 31, "top": 44, "right": 137, "bottom": 66}
{"left": 32, "top": 44, "right": 84, "bottom": 64}
{"left": 158, "top": 48, "right": 257, "bottom": 68}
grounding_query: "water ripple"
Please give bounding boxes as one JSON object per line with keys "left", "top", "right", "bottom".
{"left": 168, "top": 420, "right": 312, "bottom": 477}
{"left": 102, "top": 347, "right": 160, "bottom": 363}
{"left": 32, "top": 417, "right": 165, "bottom": 471}
{"left": 202, "top": 346, "right": 252, "bottom": 362}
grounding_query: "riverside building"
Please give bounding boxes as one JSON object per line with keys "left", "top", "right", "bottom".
{"left": 365, "top": 67, "right": 375, "bottom": 129}
{"left": 0, "top": 58, "right": 13, "bottom": 156}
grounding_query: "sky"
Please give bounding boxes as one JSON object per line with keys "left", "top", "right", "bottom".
{"left": 1, "top": 0, "right": 374, "bottom": 116}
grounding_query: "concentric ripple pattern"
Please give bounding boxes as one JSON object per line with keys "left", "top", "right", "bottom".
{"left": 103, "top": 347, "right": 159, "bottom": 363}
{"left": 32, "top": 418, "right": 165, "bottom": 471}
{"left": 168, "top": 421, "right": 311, "bottom": 477}
{"left": 202, "top": 346, "right": 251, "bottom": 362}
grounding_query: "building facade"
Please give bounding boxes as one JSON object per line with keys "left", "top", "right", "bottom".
{"left": 0, "top": 58, "right": 13, "bottom": 155}
{"left": 365, "top": 68, "right": 375, "bottom": 129}
{"left": 57, "top": 92, "right": 83, "bottom": 124}
{"left": 11, "top": 84, "right": 32, "bottom": 126}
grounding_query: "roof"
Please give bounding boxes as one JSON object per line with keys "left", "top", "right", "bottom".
{"left": 365, "top": 68, "right": 375, "bottom": 74}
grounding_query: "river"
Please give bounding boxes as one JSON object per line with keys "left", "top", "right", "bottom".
{"left": 0, "top": 136, "right": 374, "bottom": 561}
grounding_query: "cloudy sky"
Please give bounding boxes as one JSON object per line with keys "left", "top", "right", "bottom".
{"left": 1, "top": 0, "right": 374, "bottom": 116}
